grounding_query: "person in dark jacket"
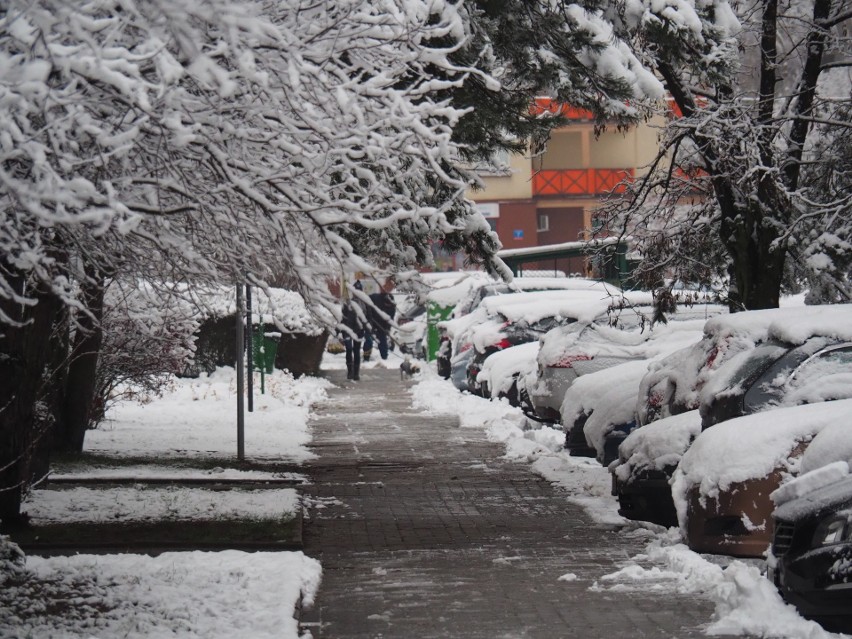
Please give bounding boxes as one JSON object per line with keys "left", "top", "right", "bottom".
{"left": 341, "top": 300, "right": 366, "bottom": 380}
{"left": 368, "top": 291, "right": 396, "bottom": 361}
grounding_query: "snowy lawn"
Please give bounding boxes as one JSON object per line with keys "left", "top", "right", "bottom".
{"left": 0, "top": 546, "right": 321, "bottom": 639}
{"left": 83, "top": 367, "right": 330, "bottom": 462}
{"left": 412, "top": 369, "right": 850, "bottom": 639}
{"left": 1, "top": 366, "right": 331, "bottom": 639}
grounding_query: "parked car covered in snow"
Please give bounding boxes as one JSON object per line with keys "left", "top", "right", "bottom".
{"left": 635, "top": 306, "right": 831, "bottom": 426}
{"left": 672, "top": 399, "right": 852, "bottom": 558}
{"left": 435, "top": 277, "right": 610, "bottom": 378}
{"left": 771, "top": 424, "right": 852, "bottom": 632}
{"left": 476, "top": 341, "right": 540, "bottom": 406}
{"left": 559, "top": 319, "right": 707, "bottom": 463}
{"left": 527, "top": 293, "right": 721, "bottom": 423}
{"left": 613, "top": 304, "right": 852, "bottom": 532}
{"left": 612, "top": 410, "right": 702, "bottom": 527}
{"left": 443, "top": 289, "right": 609, "bottom": 392}
{"left": 698, "top": 324, "right": 852, "bottom": 429}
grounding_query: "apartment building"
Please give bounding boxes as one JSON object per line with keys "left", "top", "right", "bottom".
{"left": 465, "top": 99, "right": 662, "bottom": 276}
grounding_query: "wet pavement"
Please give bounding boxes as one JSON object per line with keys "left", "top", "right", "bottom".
{"left": 300, "top": 366, "right": 723, "bottom": 638}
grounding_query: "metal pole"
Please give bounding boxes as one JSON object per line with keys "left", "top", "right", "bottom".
{"left": 236, "top": 284, "right": 245, "bottom": 461}
{"left": 246, "top": 283, "right": 254, "bottom": 412}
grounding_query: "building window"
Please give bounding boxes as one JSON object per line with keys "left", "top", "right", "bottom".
{"left": 537, "top": 214, "right": 549, "bottom": 233}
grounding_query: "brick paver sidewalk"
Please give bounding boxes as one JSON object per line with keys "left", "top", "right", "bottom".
{"left": 300, "top": 366, "right": 723, "bottom": 638}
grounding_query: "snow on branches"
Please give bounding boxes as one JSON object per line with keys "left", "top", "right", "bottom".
{"left": 0, "top": 0, "right": 505, "bottom": 323}
{"left": 596, "top": 0, "right": 851, "bottom": 309}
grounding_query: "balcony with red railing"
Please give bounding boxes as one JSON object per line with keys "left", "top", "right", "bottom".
{"left": 532, "top": 168, "right": 634, "bottom": 197}
{"left": 530, "top": 97, "right": 595, "bottom": 121}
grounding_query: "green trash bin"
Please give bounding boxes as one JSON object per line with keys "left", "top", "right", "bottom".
{"left": 426, "top": 301, "right": 454, "bottom": 361}
{"left": 252, "top": 332, "right": 279, "bottom": 393}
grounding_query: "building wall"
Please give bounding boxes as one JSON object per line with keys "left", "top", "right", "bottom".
{"left": 536, "top": 206, "right": 584, "bottom": 245}
{"left": 536, "top": 120, "right": 662, "bottom": 173}
{"left": 459, "top": 112, "right": 665, "bottom": 274}
{"left": 538, "top": 130, "right": 588, "bottom": 170}
{"left": 493, "top": 201, "right": 538, "bottom": 249}
{"left": 472, "top": 153, "right": 533, "bottom": 200}
{"left": 533, "top": 205, "right": 587, "bottom": 276}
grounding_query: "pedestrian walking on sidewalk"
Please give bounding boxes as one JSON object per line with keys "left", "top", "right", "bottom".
{"left": 368, "top": 291, "right": 396, "bottom": 361}
{"left": 340, "top": 282, "right": 368, "bottom": 380}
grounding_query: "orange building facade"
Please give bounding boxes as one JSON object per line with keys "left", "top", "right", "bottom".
{"left": 466, "top": 100, "right": 662, "bottom": 276}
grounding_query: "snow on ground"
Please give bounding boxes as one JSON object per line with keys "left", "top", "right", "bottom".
{"left": 85, "top": 367, "right": 330, "bottom": 461}
{"left": 49, "top": 465, "right": 308, "bottom": 483}
{"left": 1, "top": 549, "right": 321, "bottom": 639}
{"left": 24, "top": 486, "right": 299, "bottom": 524}
{"left": 2, "top": 366, "right": 331, "bottom": 639}
{"left": 412, "top": 367, "right": 850, "bottom": 639}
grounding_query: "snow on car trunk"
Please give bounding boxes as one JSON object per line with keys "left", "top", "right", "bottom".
{"left": 612, "top": 410, "right": 702, "bottom": 483}
{"left": 477, "top": 341, "right": 540, "bottom": 398}
{"left": 671, "top": 399, "right": 852, "bottom": 528}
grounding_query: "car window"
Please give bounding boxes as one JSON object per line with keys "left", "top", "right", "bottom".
{"left": 743, "top": 338, "right": 833, "bottom": 410}
{"left": 529, "top": 316, "right": 570, "bottom": 333}
{"left": 783, "top": 344, "right": 852, "bottom": 405}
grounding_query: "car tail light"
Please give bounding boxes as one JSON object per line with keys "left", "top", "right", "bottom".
{"left": 549, "top": 353, "right": 593, "bottom": 369}
{"left": 459, "top": 343, "right": 472, "bottom": 353}
{"left": 494, "top": 338, "right": 512, "bottom": 350}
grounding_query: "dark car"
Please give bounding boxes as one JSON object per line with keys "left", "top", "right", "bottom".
{"left": 771, "top": 469, "right": 852, "bottom": 632}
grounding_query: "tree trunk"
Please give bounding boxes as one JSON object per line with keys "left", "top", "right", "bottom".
{"left": 0, "top": 267, "right": 63, "bottom": 525}
{"left": 54, "top": 271, "right": 106, "bottom": 453}
{"left": 723, "top": 200, "right": 787, "bottom": 312}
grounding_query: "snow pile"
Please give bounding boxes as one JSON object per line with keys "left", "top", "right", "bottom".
{"left": 481, "top": 289, "right": 611, "bottom": 325}
{"left": 595, "top": 534, "right": 835, "bottom": 639}
{"left": 86, "top": 367, "right": 330, "bottom": 461}
{"left": 426, "top": 272, "right": 494, "bottom": 308}
{"left": 800, "top": 421, "right": 852, "bottom": 475}
{"left": 50, "top": 466, "right": 307, "bottom": 483}
{"left": 411, "top": 376, "right": 529, "bottom": 438}
{"left": 772, "top": 461, "right": 850, "bottom": 510}
{"left": 2, "top": 551, "right": 321, "bottom": 639}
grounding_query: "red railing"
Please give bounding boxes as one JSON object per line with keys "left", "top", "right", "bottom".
{"left": 530, "top": 97, "right": 594, "bottom": 121}
{"left": 532, "top": 168, "right": 634, "bottom": 197}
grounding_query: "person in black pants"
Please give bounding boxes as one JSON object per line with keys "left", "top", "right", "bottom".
{"left": 368, "top": 291, "right": 397, "bottom": 361}
{"left": 341, "top": 301, "right": 366, "bottom": 380}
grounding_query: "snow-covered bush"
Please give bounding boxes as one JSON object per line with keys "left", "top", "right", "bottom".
{"left": 91, "top": 283, "right": 199, "bottom": 426}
